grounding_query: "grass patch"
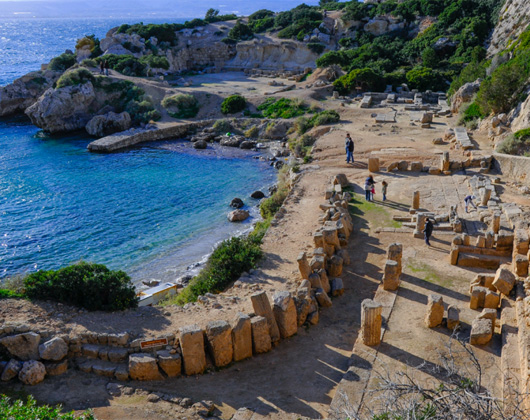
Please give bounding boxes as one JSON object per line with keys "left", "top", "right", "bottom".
{"left": 346, "top": 191, "right": 402, "bottom": 230}
{"left": 407, "top": 259, "right": 454, "bottom": 289}
{"left": 0, "top": 395, "right": 95, "bottom": 419}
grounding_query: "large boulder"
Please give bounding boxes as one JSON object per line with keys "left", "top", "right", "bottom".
{"left": 1, "top": 359, "right": 22, "bottom": 381}
{"left": 128, "top": 353, "right": 163, "bottom": 381}
{"left": 364, "top": 18, "right": 389, "bottom": 36}
{"left": 0, "top": 332, "right": 40, "bottom": 361}
{"left": 0, "top": 70, "right": 60, "bottom": 117}
{"left": 450, "top": 80, "right": 481, "bottom": 113}
{"left": 25, "top": 82, "right": 97, "bottom": 133}
{"left": 39, "top": 337, "right": 68, "bottom": 361}
{"left": 85, "top": 111, "right": 131, "bottom": 137}
{"left": 18, "top": 360, "right": 46, "bottom": 385}
{"left": 230, "top": 198, "right": 244, "bottom": 208}
{"left": 228, "top": 209, "right": 249, "bottom": 222}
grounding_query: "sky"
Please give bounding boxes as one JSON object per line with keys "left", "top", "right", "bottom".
{"left": 0, "top": 0, "right": 322, "bottom": 18}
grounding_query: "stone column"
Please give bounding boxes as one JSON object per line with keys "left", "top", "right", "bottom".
{"left": 231, "top": 312, "right": 252, "bottom": 362}
{"left": 411, "top": 191, "right": 420, "bottom": 213}
{"left": 414, "top": 213, "right": 427, "bottom": 238}
{"left": 250, "top": 291, "right": 280, "bottom": 344}
{"left": 250, "top": 316, "right": 271, "bottom": 354}
{"left": 361, "top": 299, "right": 383, "bottom": 346}
{"left": 425, "top": 294, "right": 444, "bottom": 328}
{"left": 387, "top": 243, "right": 403, "bottom": 272}
{"left": 272, "top": 291, "right": 298, "bottom": 339}
{"left": 441, "top": 151, "right": 450, "bottom": 172}
{"left": 382, "top": 260, "right": 400, "bottom": 291}
{"left": 492, "top": 212, "right": 501, "bottom": 234}
{"left": 179, "top": 324, "right": 206, "bottom": 376}
{"left": 368, "top": 157, "right": 380, "bottom": 172}
{"left": 297, "top": 252, "right": 310, "bottom": 280}
{"left": 205, "top": 320, "right": 233, "bottom": 367}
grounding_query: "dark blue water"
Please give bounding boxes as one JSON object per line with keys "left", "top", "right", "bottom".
{"left": 0, "top": 18, "right": 276, "bottom": 282}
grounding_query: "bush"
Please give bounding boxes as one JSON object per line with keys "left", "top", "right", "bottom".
{"left": 244, "top": 126, "right": 259, "bottom": 138}
{"left": 213, "top": 119, "right": 232, "bottom": 133}
{"left": 56, "top": 68, "right": 95, "bottom": 88}
{"left": 175, "top": 235, "right": 263, "bottom": 304}
{"left": 0, "top": 396, "right": 95, "bottom": 420}
{"left": 24, "top": 262, "right": 138, "bottom": 311}
{"left": 289, "top": 134, "right": 316, "bottom": 157}
{"left": 48, "top": 53, "right": 76, "bottom": 72}
{"left": 126, "top": 99, "right": 161, "bottom": 124}
{"left": 0, "top": 289, "right": 23, "bottom": 299}
{"left": 258, "top": 98, "right": 308, "bottom": 119}
{"left": 80, "top": 58, "right": 97, "bottom": 68}
{"left": 310, "top": 109, "right": 340, "bottom": 126}
{"left": 221, "top": 95, "right": 246, "bottom": 114}
{"left": 406, "top": 66, "right": 443, "bottom": 91}
{"left": 140, "top": 55, "right": 170, "bottom": 70}
{"left": 308, "top": 42, "right": 325, "bottom": 54}
{"left": 497, "top": 129, "right": 530, "bottom": 155}
{"left": 162, "top": 94, "right": 199, "bottom": 118}
{"left": 459, "top": 101, "right": 483, "bottom": 125}
{"left": 333, "top": 67, "right": 385, "bottom": 94}
{"left": 227, "top": 21, "right": 254, "bottom": 42}
{"left": 75, "top": 35, "right": 102, "bottom": 58}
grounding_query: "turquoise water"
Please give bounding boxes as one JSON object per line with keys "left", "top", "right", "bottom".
{"left": 0, "top": 117, "right": 275, "bottom": 282}
{"left": 0, "top": 17, "right": 277, "bottom": 282}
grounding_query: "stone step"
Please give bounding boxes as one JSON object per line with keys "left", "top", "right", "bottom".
{"left": 457, "top": 253, "right": 501, "bottom": 270}
{"left": 77, "top": 358, "right": 129, "bottom": 381}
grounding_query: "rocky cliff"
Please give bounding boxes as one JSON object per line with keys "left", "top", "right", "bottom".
{"left": 489, "top": 0, "right": 530, "bottom": 56}
{"left": 0, "top": 70, "right": 60, "bottom": 117}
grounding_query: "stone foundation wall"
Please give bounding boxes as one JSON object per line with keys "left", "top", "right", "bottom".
{"left": 493, "top": 153, "right": 530, "bottom": 185}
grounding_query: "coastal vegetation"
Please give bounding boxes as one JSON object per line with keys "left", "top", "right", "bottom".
{"left": 0, "top": 262, "right": 139, "bottom": 311}
{"left": 75, "top": 35, "right": 102, "bottom": 58}
{"left": 56, "top": 68, "right": 95, "bottom": 88}
{"left": 316, "top": 0, "right": 502, "bottom": 92}
{"left": 48, "top": 52, "right": 76, "bottom": 72}
{"left": 0, "top": 396, "right": 95, "bottom": 420}
{"left": 258, "top": 98, "right": 308, "bottom": 119}
{"left": 498, "top": 128, "right": 530, "bottom": 156}
{"left": 162, "top": 94, "right": 199, "bottom": 118}
{"left": 221, "top": 94, "right": 247, "bottom": 114}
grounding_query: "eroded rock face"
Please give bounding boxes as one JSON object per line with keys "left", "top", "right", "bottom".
{"left": 25, "top": 82, "right": 97, "bottom": 133}
{"left": 450, "top": 80, "right": 481, "bottom": 113}
{"left": 489, "top": 0, "right": 530, "bottom": 56}
{"left": 18, "top": 360, "right": 46, "bottom": 385}
{"left": 0, "top": 332, "right": 40, "bottom": 361}
{"left": 0, "top": 70, "right": 60, "bottom": 117}
{"left": 86, "top": 111, "right": 132, "bottom": 137}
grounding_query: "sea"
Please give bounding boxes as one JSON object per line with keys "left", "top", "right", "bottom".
{"left": 0, "top": 17, "right": 277, "bottom": 284}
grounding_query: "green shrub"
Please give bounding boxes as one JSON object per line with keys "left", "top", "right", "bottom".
{"left": 333, "top": 67, "right": 385, "bottom": 94}
{"left": 48, "top": 53, "right": 76, "bottom": 72}
{"left": 95, "top": 54, "right": 147, "bottom": 77}
{"left": 0, "top": 396, "right": 95, "bottom": 420}
{"left": 162, "top": 94, "right": 199, "bottom": 118}
{"left": 140, "top": 55, "right": 170, "bottom": 70}
{"left": 308, "top": 42, "right": 325, "bottom": 54}
{"left": 24, "top": 262, "right": 138, "bottom": 311}
{"left": 260, "top": 187, "right": 288, "bottom": 219}
{"left": 227, "top": 21, "right": 254, "bottom": 42}
{"left": 0, "top": 289, "right": 23, "bottom": 299}
{"left": 213, "top": 119, "right": 232, "bottom": 133}
{"left": 258, "top": 98, "right": 308, "bottom": 119}
{"left": 405, "top": 66, "right": 444, "bottom": 91}
{"left": 75, "top": 35, "right": 102, "bottom": 58}
{"left": 221, "top": 95, "right": 246, "bottom": 114}
{"left": 244, "top": 126, "right": 259, "bottom": 138}
{"left": 497, "top": 130, "right": 530, "bottom": 155}
{"left": 175, "top": 235, "right": 263, "bottom": 304}
{"left": 310, "top": 109, "right": 340, "bottom": 126}
{"left": 459, "top": 101, "right": 483, "bottom": 125}
{"left": 81, "top": 58, "right": 97, "bottom": 68}
{"left": 126, "top": 99, "right": 161, "bottom": 124}
{"left": 56, "top": 68, "right": 95, "bottom": 88}
{"left": 294, "top": 116, "right": 312, "bottom": 134}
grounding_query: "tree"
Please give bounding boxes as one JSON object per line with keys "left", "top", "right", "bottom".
{"left": 205, "top": 8, "right": 219, "bottom": 22}
{"left": 422, "top": 47, "right": 438, "bottom": 68}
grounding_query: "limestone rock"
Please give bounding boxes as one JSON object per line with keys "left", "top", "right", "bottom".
{"left": 228, "top": 209, "right": 249, "bottom": 222}
{"left": 129, "top": 353, "right": 163, "bottom": 381}
{"left": 231, "top": 312, "right": 252, "bottom": 362}
{"left": 115, "top": 364, "right": 129, "bottom": 381}
{"left": 484, "top": 290, "right": 500, "bottom": 309}
{"left": 39, "top": 337, "right": 68, "bottom": 361}
{"left": 1, "top": 359, "right": 22, "bottom": 381}
{"left": 85, "top": 111, "right": 131, "bottom": 137}
{"left": 315, "top": 288, "right": 332, "bottom": 308}
{"left": 194, "top": 139, "right": 208, "bottom": 149}
{"left": 470, "top": 286, "right": 488, "bottom": 310}
{"left": 332, "top": 174, "right": 349, "bottom": 187}
{"left": 18, "top": 360, "right": 46, "bottom": 385}
{"left": 470, "top": 318, "right": 493, "bottom": 345}
{"left": 361, "top": 299, "right": 382, "bottom": 346}
{"left": 272, "top": 291, "right": 298, "bottom": 338}
{"left": 513, "top": 254, "right": 529, "bottom": 277}
{"left": 450, "top": 80, "right": 481, "bottom": 113}
{"left": 492, "top": 267, "right": 516, "bottom": 296}
{"left": 364, "top": 18, "right": 389, "bottom": 36}
{"left": 250, "top": 316, "right": 271, "bottom": 354}
{"left": 205, "top": 320, "right": 233, "bottom": 367}
{"left": 179, "top": 324, "right": 206, "bottom": 375}
{"left": 478, "top": 308, "right": 497, "bottom": 324}
{"left": 157, "top": 350, "right": 182, "bottom": 377}
{"left": 107, "top": 347, "right": 129, "bottom": 363}
{"left": 0, "top": 70, "right": 60, "bottom": 117}
{"left": 447, "top": 305, "right": 460, "bottom": 330}
{"left": 330, "top": 277, "right": 344, "bottom": 297}
{"left": 25, "top": 82, "right": 97, "bottom": 133}
{"left": 0, "top": 332, "right": 40, "bottom": 361}
{"left": 45, "top": 360, "right": 68, "bottom": 376}
{"left": 425, "top": 294, "right": 444, "bottom": 328}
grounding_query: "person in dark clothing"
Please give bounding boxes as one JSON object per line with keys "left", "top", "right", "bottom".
{"left": 104, "top": 60, "right": 109, "bottom": 76}
{"left": 364, "top": 175, "right": 375, "bottom": 201}
{"left": 423, "top": 218, "right": 434, "bottom": 246}
{"left": 99, "top": 61, "right": 104, "bottom": 74}
{"left": 345, "top": 133, "right": 354, "bottom": 164}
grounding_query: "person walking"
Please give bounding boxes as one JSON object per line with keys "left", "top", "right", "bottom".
{"left": 364, "top": 175, "right": 375, "bottom": 201}
{"left": 464, "top": 195, "right": 477, "bottom": 213}
{"left": 423, "top": 218, "right": 434, "bottom": 246}
{"left": 104, "top": 60, "right": 109, "bottom": 76}
{"left": 345, "top": 133, "right": 354, "bottom": 164}
{"left": 99, "top": 60, "right": 104, "bottom": 75}
{"left": 381, "top": 180, "right": 388, "bottom": 201}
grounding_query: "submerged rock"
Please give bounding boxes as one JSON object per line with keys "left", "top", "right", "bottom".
{"left": 230, "top": 198, "right": 244, "bottom": 208}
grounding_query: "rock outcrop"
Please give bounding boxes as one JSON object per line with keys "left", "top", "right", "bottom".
{"left": 489, "top": 0, "right": 530, "bottom": 56}
{"left": 25, "top": 82, "right": 97, "bottom": 133}
{"left": 450, "top": 80, "right": 481, "bottom": 113}
{"left": 86, "top": 111, "right": 132, "bottom": 137}
{"left": 0, "top": 70, "right": 60, "bottom": 117}
{"left": 0, "top": 332, "right": 40, "bottom": 361}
